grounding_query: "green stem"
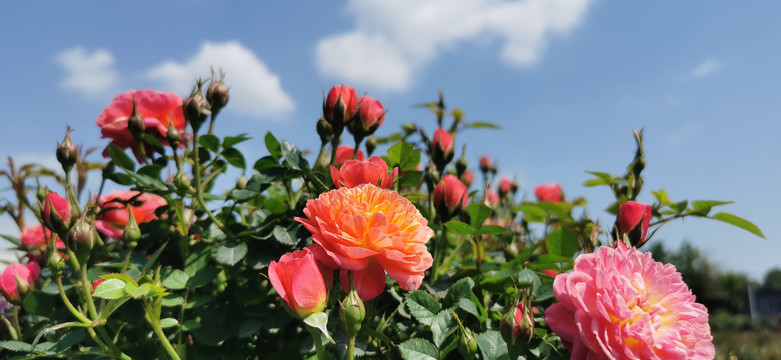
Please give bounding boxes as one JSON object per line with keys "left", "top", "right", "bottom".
{"left": 306, "top": 325, "right": 327, "bottom": 360}
{"left": 12, "top": 307, "right": 21, "bottom": 339}
{"left": 56, "top": 276, "right": 91, "bottom": 324}
{"left": 150, "top": 314, "right": 181, "bottom": 360}
{"left": 346, "top": 336, "right": 356, "bottom": 360}
{"left": 192, "top": 131, "right": 233, "bottom": 238}
{"left": 120, "top": 245, "right": 135, "bottom": 274}
{"left": 329, "top": 134, "right": 340, "bottom": 166}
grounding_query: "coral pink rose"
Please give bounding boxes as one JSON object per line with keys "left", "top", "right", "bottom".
{"left": 95, "top": 190, "right": 167, "bottom": 238}
{"left": 480, "top": 155, "right": 493, "bottom": 173}
{"left": 433, "top": 174, "right": 469, "bottom": 216}
{"left": 96, "top": 89, "right": 185, "bottom": 161}
{"left": 534, "top": 184, "right": 563, "bottom": 203}
{"left": 43, "top": 192, "right": 70, "bottom": 233}
{"left": 461, "top": 170, "right": 474, "bottom": 187}
{"left": 20, "top": 225, "right": 65, "bottom": 261}
{"left": 616, "top": 201, "right": 653, "bottom": 247}
{"left": 296, "top": 184, "right": 434, "bottom": 300}
{"left": 334, "top": 145, "right": 365, "bottom": 166}
{"left": 499, "top": 177, "right": 512, "bottom": 197}
{"left": 431, "top": 128, "right": 455, "bottom": 170}
{"left": 269, "top": 249, "right": 332, "bottom": 318}
{"left": 324, "top": 85, "right": 358, "bottom": 127}
{"left": 545, "top": 246, "right": 714, "bottom": 359}
{"left": 0, "top": 262, "right": 40, "bottom": 304}
{"left": 485, "top": 189, "right": 500, "bottom": 207}
{"left": 353, "top": 96, "right": 385, "bottom": 133}
{"left": 330, "top": 156, "right": 398, "bottom": 189}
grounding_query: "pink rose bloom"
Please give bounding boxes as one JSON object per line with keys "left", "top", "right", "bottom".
{"left": 499, "top": 177, "right": 512, "bottom": 197}
{"left": 534, "top": 184, "right": 563, "bottom": 203}
{"left": 334, "top": 145, "right": 365, "bottom": 166}
{"left": 20, "top": 225, "right": 65, "bottom": 261}
{"left": 330, "top": 156, "right": 398, "bottom": 189}
{"left": 617, "top": 201, "right": 653, "bottom": 247}
{"left": 269, "top": 249, "right": 332, "bottom": 318}
{"left": 355, "top": 96, "right": 385, "bottom": 132}
{"left": 485, "top": 189, "right": 500, "bottom": 207}
{"left": 96, "top": 89, "right": 185, "bottom": 161}
{"left": 433, "top": 174, "right": 469, "bottom": 215}
{"left": 461, "top": 170, "right": 474, "bottom": 187}
{"left": 95, "top": 190, "right": 167, "bottom": 238}
{"left": 324, "top": 85, "right": 358, "bottom": 126}
{"left": 545, "top": 246, "right": 715, "bottom": 359}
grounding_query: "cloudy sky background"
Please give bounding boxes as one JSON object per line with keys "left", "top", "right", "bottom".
{"left": 1, "top": 1, "right": 779, "bottom": 280}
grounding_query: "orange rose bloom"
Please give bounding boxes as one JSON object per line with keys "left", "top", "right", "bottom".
{"left": 296, "top": 184, "right": 434, "bottom": 300}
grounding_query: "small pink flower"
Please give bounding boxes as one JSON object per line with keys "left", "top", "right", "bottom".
{"left": 20, "top": 225, "right": 65, "bottom": 261}
{"left": 330, "top": 156, "right": 398, "bottom": 189}
{"left": 534, "top": 184, "right": 563, "bottom": 203}
{"left": 269, "top": 249, "right": 332, "bottom": 318}
{"left": 480, "top": 155, "right": 493, "bottom": 173}
{"left": 545, "top": 246, "right": 714, "bottom": 359}
{"left": 485, "top": 189, "right": 500, "bottom": 207}
{"left": 461, "top": 170, "right": 474, "bottom": 187}
{"left": 355, "top": 96, "right": 385, "bottom": 132}
{"left": 433, "top": 174, "right": 469, "bottom": 215}
{"left": 96, "top": 89, "right": 185, "bottom": 162}
{"left": 0, "top": 263, "right": 40, "bottom": 304}
{"left": 43, "top": 192, "right": 70, "bottom": 232}
{"left": 499, "top": 177, "right": 512, "bottom": 197}
{"left": 95, "top": 190, "right": 167, "bottom": 238}
{"left": 334, "top": 145, "right": 365, "bottom": 166}
{"left": 431, "top": 128, "right": 454, "bottom": 156}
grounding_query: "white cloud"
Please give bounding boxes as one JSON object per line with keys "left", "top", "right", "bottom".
{"left": 691, "top": 58, "right": 723, "bottom": 79}
{"left": 56, "top": 47, "right": 119, "bottom": 97}
{"left": 316, "top": 0, "right": 592, "bottom": 91}
{"left": 666, "top": 122, "right": 702, "bottom": 147}
{"left": 147, "top": 41, "right": 295, "bottom": 118}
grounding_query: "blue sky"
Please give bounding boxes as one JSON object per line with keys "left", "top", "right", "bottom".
{"left": 0, "top": 1, "right": 778, "bottom": 281}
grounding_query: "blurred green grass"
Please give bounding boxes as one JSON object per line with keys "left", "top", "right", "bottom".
{"left": 714, "top": 331, "right": 781, "bottom": 360}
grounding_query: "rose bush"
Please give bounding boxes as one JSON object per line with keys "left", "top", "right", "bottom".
{"left": 0, "top": 76, "right": 763, "bottom": 360}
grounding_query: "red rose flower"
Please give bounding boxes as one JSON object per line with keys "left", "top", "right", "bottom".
{"left": 43, "top": 192, "right": 71, "bottom": 233}
{"left": 334, "top": 145, "right": 365, "bottom": 166}
{"left": 0, "top": 263, "right": 40, "bottom": 304}
{"left": 324, "top": 85, "right": 358, "bottom": 129}
{"left": 499, "top": 177, "right": 512, "bottom": 197}
{"left": 433, "top": 174, "right": 469, "bottom": 216}
{"left": 95, "top": 190, "right": 167, "bottom": 239}
{"left": 269, "top": 249, "right": 332, "bottom": 318}
{"left": 534, "top": 184, "right": 563, "bottom": 203}
{"left": 616, "top": 201, "right": 653, "bottom": 247}
{"left": 431, "top": 128, "right": 455, "bottom": 170}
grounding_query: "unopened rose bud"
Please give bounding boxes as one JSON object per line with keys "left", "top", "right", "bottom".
{"left": 460, "top": 170, "right": 475, "bottom": 187}
{"left": 102, "top": 161, "right": 115, "bottom": 180}
{"left": 499, "top": 177, "right": 513, "bottom": 198}
{"left": 500, "top": 302, "right": 534, "bottom": 348}
{"left": 56, "top": 127, "right": 79, "bottom": 173}
{"left": 316, "top": 117, "right": 333, "bottom": 145}
{"left": 43, "top": 192, "right": 71, "bottom": 234}
{"left": 457, "top": 326, "right": 478, "bottom": 358}
{"left": 402, "top": 123, "right": 417, "bottom": 136}
{"left": 613, "top": 201, "right": 653, "bottom": 248}
{"left": 430, "top": 128, "right": 455, "bottom": 172}
{"left": 174, "top": 172, "right": 191, "bottom": 191}
{"left": 0, "top": 263, "right": 40, "bottom": 305}
{"left": 323, "top": 85, "right": 357, "bottom": 136}
{"left": 236, "top": 175, "right": 248, "bottom": 190}
{"left": 433, "top": 175, "right": 469, "bottom": 219}
{"left": 68, "top": 218, "right": 97, "bottom": 250}
{"left": 166, "top": 122, "right": 181, "bottom": 148}
{"left": 365, "top": 135, "right": 378, "bottom": 156}
{"left": 183, "top": 91, "right": 211, "bottom": 133}
{"left": 47, "top": 250, "right": 65, "bottom": 275}
{"left": 127, "top": 99, "right": 146, "bottom": 139}
{"left": 348, "top": 96, "right": 385, "bottom": 139}
{"left": 122, "top": 208, "right": 141, "bottom": 248}
{"left": 480, "top": 155, "right": 494, "bottom": 174}
{"left": 207, "top": 78, "right": 229, "bottom": 116}
{"left": 340, "top": 287, "right": 365, "bottom": 337}
{"left": 455, "top": 146, "right": 468, "bottom": 177}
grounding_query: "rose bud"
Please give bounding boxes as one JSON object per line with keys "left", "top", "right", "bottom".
{"left": 348, "top": 96, "right": 385, "bottom": 139}
{"left": 206, "top": 77, "right": 229, "bottom": 116}
{"left": 127, "top": 99, "right": 146, "bottom": 139}
{"left": 56, "top": 127, "right": 79, "bottom": 173}
{"left": 433, "top": 174, "right": 469, "bottom": 218}
{"left": 455, "top": 147, "right": 468, "bottom": 177}
{"left": 330, "top": 156, "right": 398, "bottom": 189}
{"left": 366, "top": 134, "right": 378, "bottom": 156}
{"left": 268, "top": 249, "right": 331, "bottom": 319}
{"left": 316, "top": 117, "right": 333, "bottom": 145}
{"left": 485, "top": 189, "right": 500, "bottom": 207}
{"left": 122, "top": 208, "right": 141, "bottom": 247}
{"left": 461, "top": 170, "right": 474, "bottom": 187}
{"left": 534, "top": 184, "right": 563, "bottom": 203}
{"left": 68, "top": 217, "right": 98, "bottom": 250}
{"left": 457, "top": 324, "right": 478, "bottom": 358}
{"left": 183, "top": 91, "right": 211, "bottom": 132}
{"left": 333, "top": 145, "right": 365, "bottom": 166}
{"left": 480, "top": 155, "right": 494, "bottom": 174}
{"left": 541, "top": 269, "right": 558, "bottom": 278}
{"left": 43, "top": 192, "right": 71, "bottom": 234}
{"left": 0, "top": 262, "right": 41, "bottom": 305}
{"left": 614, "top": 201, "right": 653, "bottom": 248}
{"left": 402, "top": 122, "right": 417, "bottom": 136}
{"left": 340, "top": 286, "right": 365, "bottom": 337}
{"left": 500, "top": 302, "right": 534, "bottom": 350}
{"left": 499, "top": 177, "right": 513, "bottom": 198}
{"left": 323, "top": 85, "right": 358, "bottom": 134}
{"left": 166, "top": 121, "right": 182, "bottom": 149}
{"left": 430, "top": 128, "right": 455, "bottom": 172}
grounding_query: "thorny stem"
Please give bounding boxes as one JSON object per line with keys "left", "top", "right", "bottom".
{"left": 192, "top": 131, "right": 233, "bottom": 238}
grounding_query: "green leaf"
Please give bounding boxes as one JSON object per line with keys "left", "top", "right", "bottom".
{"left": 671, "top": 200, "right": 688, "bottom": 214}
{"left": 223, "top": 134, "right": 251, "bottom": 149}
{"left": 516, "top": 268, "right": 541, "bottom": 288}
{"left": 187, "top": 267, "right": 220, "bottom": 289}
{"left": 280, "top": 139, "right": 308, "bottom": 171}
{"left": 230, "top": 189, "right": 257, "bottom": 202}
{"left": 398, "top": 338, "right": 439, "bottom": 360}
{"left": 652, "top": 189, "right": 670, "bottom": 204}
{"left": 0, "top": 340, "right": 34, "bottom": 352}
{"left": 137, "top": 164, "right": 163, "bottom": 179}
{"left": 467, "top": 203, "right": 492, "bottom": 229}
{"left": 444, "top": 220, "right": 474, "bottom": 236}
{"left": 545, "top": 227, "right": 579, "bottom": 258}
{"left": 711, "top": 212, "right": 765, "bottom": 238}
{"left": 405, "top": 291, "right": 441, "bottom": 326}
{"left": 160, "top": 318, "right": 179, "bottom": 329}
{"left": 22, "top": 291, "right": 54, "bottom": 316}
{"left": 479, "top": 269, "right": 518, "bottom": 293}
{"left": 143, "top": 241, "right": 169, "bottom": 274}
{"left": 431, "top": 308, "right": 456, "bottom": 349}
{"left": 222, "top": 148, "right": 246, "bottom": 169}
{"left": 475, "top": 330, "right": 509, "bottom": 360}
{"left": 99, "top": 273, "right": 138, "bottom": 286}
{"left": 56, "top": 329, "right": 86, "bottom": 351}
{"left": 162, "top": 294, "right": 184, "bottom": 307}
{"left": 163, "top": 269, "right": 189, "bottom": 290}
{"left": 199, "top": 134, "right": 220, "bottom": 152}
{"left": 214, "top": 243, "right": 248, "bottom": 266}
{"left": 140, "top": 133, "right": 164, "bottom": 152}
{"left": 691, "top": 200, "right": 733, "bottom": 216}
{"left": 93, "top": 278, "right": 126, "bottom": 299}
{"left": 399, "top": 170, "right": 423, "bottom": 188}
{"left": 533, "top": 279, "right": 554, "bottom": 302}
{"left": 264, "top": 131, "right": 282, "bottom": 160}
{"left": 467, "top": 121, "right": 501, "bottom": 129}
{"left": 477, "top": 225, "right": 507, "bottom": 236}
{"left": 107, "top": 143, "right": 135, "bottom": 171}
{"left": 514, "top": 204, "right": 546, "bottom": 218}
{"left": 444, "top": 277, "right": 474, "bottom": 308}
{"left": 124, "top": 283, "right": 151, "bottom": 299}
{"left": 272, "top": 225, "right": 297, "bottom": 245}
{"left": 303, "top": 312, "right": 333, "bottom": 344}
{"left": 586, "top": 171, "right": 611, "bottom": 181}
